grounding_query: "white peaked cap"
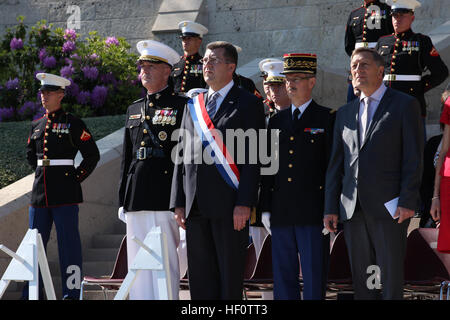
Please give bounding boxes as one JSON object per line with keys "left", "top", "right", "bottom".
{"left": 386, "top": 0, "right": 421, "bottom": 11}
{"left": 136, "top": 40, "right": 180, "bottom": 67}
{"left": 36, "top": 73, "right": 71, "bottom": 90}
{"left": 262, "top": 61, "right": 285, "bottom": 84}
{"left": 178, "top": 21, "right": 208, "bottom": 38}
{"left": 259, "top": 58, "right": 283, "bottom": 72}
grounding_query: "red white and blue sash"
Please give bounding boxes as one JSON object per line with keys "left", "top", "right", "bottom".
{"left": 187, "top": 93, "right": 240, "bottom": 190}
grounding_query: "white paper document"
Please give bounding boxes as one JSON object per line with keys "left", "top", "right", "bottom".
{"left": 384, "top": 197, "right": 399, "bottom": 219}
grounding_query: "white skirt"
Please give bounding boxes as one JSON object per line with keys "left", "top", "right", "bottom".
{"left": 125, "top": 210, "right": 180, "bottom": 300}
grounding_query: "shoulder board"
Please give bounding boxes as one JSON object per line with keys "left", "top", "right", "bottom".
{"left": 132, "top": 97, "right": 145, "bottom": 104}
{"left": 32, "top": 115, "right": 45, "bottom": 122}
{"left": 379, "top": 34, "right": 394, "bottom": 40}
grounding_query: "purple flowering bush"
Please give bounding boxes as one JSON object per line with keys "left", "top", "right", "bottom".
{"left": 0, "top": 16, "right": 141, "bottom": 122}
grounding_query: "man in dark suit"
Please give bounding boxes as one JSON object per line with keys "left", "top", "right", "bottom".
{"left": 260, "top": 53, "right": 335, "bottom": 300}
{"left": 170, "top": 41, "right": 266, "bottom": 299}
{"left": 324, "top": 47, "right": 424, "bottom": 299}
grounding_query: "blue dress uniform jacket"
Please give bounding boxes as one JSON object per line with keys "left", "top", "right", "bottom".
{"left": 26, "top": 109, "right": 100, "bottom": 207}
{"left": 345, "top": 0, "right": 393, "bottom": 56}
{"left": 261, "top": 101, "right": 335, "bottom": 226}
{"left": 171, "top": 53, "right": 206, "bottom": 94}
{"left": 119, "top": 86, "right": 187, "bottom": 212}
{"left": 376, "top": 29, "right": 449, "bottom": 116}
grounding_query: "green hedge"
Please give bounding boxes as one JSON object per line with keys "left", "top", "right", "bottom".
{"left": 0, "top": 114, "right": 125, "bottom": 189}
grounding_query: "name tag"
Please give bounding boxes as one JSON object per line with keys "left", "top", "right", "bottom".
{"left": 129, "top": 114, "right": 141, "bottom": 120}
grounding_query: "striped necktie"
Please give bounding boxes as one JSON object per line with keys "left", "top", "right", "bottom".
{"left": 206, "top": 92, "right": 220, "bottom": 119}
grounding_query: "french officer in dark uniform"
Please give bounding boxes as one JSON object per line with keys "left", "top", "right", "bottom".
{"left": 375, "top": 0, "right": 448, "bottom": 120}
{"left": 26, "top": 73, "right": 100, "bottom": 299}
{"left": 171, "top": 21, "right": 208, "bottom": 95}
{"left": 118, "top": 40, "right": 187, "bottom": 300}
{"left": 260, "top": 54, "right": 335, "bottom": 300}
{"left": 345, "top": 0, "right": 394, "bottom": 101}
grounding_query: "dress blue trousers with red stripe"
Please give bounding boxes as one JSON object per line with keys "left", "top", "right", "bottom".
{"left": 23, "top": 205, "right": 82, "bottom": 299}
{"left": 271, "top": 224, "right": 329, "bottom": 300}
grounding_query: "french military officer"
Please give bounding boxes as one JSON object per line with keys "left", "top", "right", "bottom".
{"left": 118, "top": 40, "right": 187, "bottom": 299}
{"left": 26, "top": 73, "right": 100, "bottom": 299}
{"left": 171, "top": 21, "right": 208, "bottom": 95}
{"left": 260, "top": 54, "right": 335, "bottom": 300}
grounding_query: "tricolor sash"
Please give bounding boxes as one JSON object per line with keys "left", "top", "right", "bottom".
{"left": 187, "top": 93, "right": 240, "bottom": 190}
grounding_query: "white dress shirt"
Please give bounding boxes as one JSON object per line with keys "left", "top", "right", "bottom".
{"left": 358, "top": 83, "right": 387, "bottom": 133}
{"left": 207, "top": 80, "right": 234, "bottom": 114}
{"left": 291, "top": 99, "right": 312, "bottom": 120}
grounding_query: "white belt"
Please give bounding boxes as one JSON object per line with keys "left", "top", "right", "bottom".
{"left": 384, "top": 74, "right": 422, "bottom": 81}
{"left": 37, "top": 159, "right": 74, "bottom": 166}
{"left": 355, "top": 42, "right": 377, "bottom": 49}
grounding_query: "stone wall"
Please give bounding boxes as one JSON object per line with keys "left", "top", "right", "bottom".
{"left": 0, "top": 0, "right": 448, "bottom": 119}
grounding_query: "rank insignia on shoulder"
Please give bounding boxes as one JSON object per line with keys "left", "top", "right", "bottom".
{"left": 304, "top": 128, "right": 324, "bottom": 134}
{"left": 430, "top": 47, "right": 439, "bottom": 57}
{"left": 129, "top": 114, "right": 142, "bottom": 120}
{"left": 80, "top": 130, "right": 92, "bottom": 141}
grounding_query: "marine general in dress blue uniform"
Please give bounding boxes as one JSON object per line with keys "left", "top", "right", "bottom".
{"left": 260, "top": 54, "right": 335, "bottom": 300}
{"left": 26, "top": 73, "right": 100, "bottom": 299}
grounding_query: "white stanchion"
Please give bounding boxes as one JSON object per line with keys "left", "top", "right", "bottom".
{"left": 114, "top": 226, "right": 172, "bottom": 300}
{"left": 0, "top": 229, "right": 56, "bottom": 300}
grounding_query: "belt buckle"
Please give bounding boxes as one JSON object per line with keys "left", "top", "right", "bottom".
{"left": 137, "top": 147, "right": 147, "bottom": 160}
{"left": 42, "top": 159, "right": 50, "bottom": 166}
{"left": 388, "top": 74, "right": 396, "bottom": 81}
{"left": 363, "top": 42, "right": 369, "bottom": 48}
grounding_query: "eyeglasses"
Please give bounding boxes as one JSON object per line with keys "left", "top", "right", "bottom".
{"left": 200, "top": 57, "right": 231, "bottom": 65}
{"left": 285, "top": 76, "right": 314, "bottom": 83}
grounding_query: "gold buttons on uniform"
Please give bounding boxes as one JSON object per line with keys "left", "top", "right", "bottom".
{"left": 44, "top": 155, "right": 48, "bottom": 159}
{"left": 164, "top": 170, "right": 168, "bottom": 174}
{"left": 319, "top": 186, "right": 323, "bottom": 190}
{"left": 391, "top": 68, "right": 395, "bottom": 72}
{"left": 149, "top": 102, "right": 154, "bottom": 107}
{"left": 185, "top": 60, "right": 190, "bottom": 64}
{"left": 65, "top": 173, "right": 69, "bottom": 176}
{"left": 44, "top": 140, "right": 47, "bottom": 144}
{"left": 288, "top": 164, "right": 293, "bottom": 168}
{"left": 46, "top": 126, "right": 49, "bottom": 129}
{"left": 141, "top": 141, "right": 146, "bottom": 147}
{"left": 81, "top": 170, "right": 84, "bottom": 173}
{"left": 44, "top": 147, "right": 48, "bottom": 151}
{"left": 311, "top": 139, "right": 315, "bottom": 143}
{"left": 146, "top": 115, "right": 151, "bottom": 120}
{"left": 183, "top": 76, "right": 187, "bottom": 80}
{"left": 288, "top": 178, "right": 292, "bottom": 182}
{"left": 143, "top": 129, "right": 148, "bottom": 134}
{"left": 290, "top": 136, "right": 294, "bottom": 141}
{"left": 184, "top": 71, "right": 188, "bottom": 75}
{"left": 289, "top": 150, "right": 294, "bottom": 154}
{"left": 45, "top": 132, "right": 48, "bottom": 136}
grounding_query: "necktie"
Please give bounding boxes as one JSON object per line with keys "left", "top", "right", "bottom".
{"left": 293, "top": 108, "right": 301, "bottom": 129}
{"left": 206, "top": 92, "right": 220, "bottom": 119}
{"left": 360, "top": 96, "right": 372, "bottom": 143}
